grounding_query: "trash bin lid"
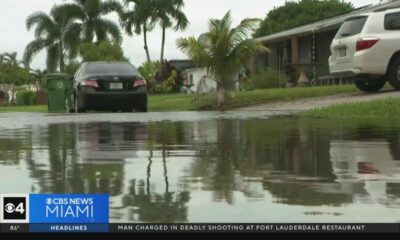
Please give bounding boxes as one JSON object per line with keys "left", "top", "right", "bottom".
{"left": 45, "top": 73, "right": 71, "bottom": 79}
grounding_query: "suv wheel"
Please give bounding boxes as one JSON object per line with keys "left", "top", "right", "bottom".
{"left": 388, "top": 57, "right": 400, "bottom": 90}
{"left": 354, "top": 79, "right": 386, "bottom": 92}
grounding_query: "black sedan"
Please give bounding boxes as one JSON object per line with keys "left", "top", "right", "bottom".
{"left": 67, "top": 62, "right": 148, "bottom": 113}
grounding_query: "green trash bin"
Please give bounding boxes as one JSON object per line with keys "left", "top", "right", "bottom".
{"left": 45, "top": 73, "right": 72, "bottom": 112}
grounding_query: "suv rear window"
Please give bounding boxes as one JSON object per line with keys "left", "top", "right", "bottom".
{"left": 336, "top": 16, "right": 368, "bottom": 39}
{"left": 84, "top": 63, "right": 139, "bottom": 75}
{"left": 385, "top": 12, "right": 400, "bottom": 30}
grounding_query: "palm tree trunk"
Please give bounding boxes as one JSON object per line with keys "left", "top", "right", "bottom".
{"left": 217, "top": 75, "right": 225, "bottom": 110}
{"left": 143, "top": 25, "right": 151, "bottom": 63}
{"left": 159, "top": 25, "right": 166, "bottom": 81}
{"left": 59, "top": 43, "right": 65, "bottom": 72}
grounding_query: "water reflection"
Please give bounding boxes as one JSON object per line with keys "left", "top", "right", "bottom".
{"left": 0, "top": 117, "right": 400, "bottom": 222}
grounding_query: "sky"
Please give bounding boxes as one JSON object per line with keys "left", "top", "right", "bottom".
{"left": 0, "top": 0, "right": 381, "bottom": 70}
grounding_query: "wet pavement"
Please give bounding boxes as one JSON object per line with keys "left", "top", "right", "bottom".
{"left": 0, "top": 112, "right": 399, "bottom": 223}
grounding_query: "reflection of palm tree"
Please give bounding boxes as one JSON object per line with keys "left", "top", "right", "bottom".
{"left": 162, "top": 144, "right": 169, "bottom": 194}
{"left": 121, "top": 142, "right": 189, "bottom": 223}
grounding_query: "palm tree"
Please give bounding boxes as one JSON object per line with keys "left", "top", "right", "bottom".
{"left": 1, "top": 53, "right": 24, "bottom": 81}
{"left": 177, "top": 11, "right": 266, "bottom": 109}
{"left": 154, "top": 0, "right": 189, "bottom": 80}
{"left": 60, "top": 0, "right": 122, "bottom": 43}
{"left": 0, "top": 53, "right": 6, "bottom": 65}
{"left": 30, "top": 69, "right": 47, "bottom": 90}
{"left": 3, "top": 52, "right": 25, "bottom": 68}
{"left": 120, "top": 0, "right": 157, "bottom": 63}
{"left": 24, "top": 5, "right": 78, "bottom": 72}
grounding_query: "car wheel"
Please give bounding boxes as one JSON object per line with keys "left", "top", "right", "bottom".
{"left": 388, "top": 56, "right": 400, "bottom": 90}
{"left": 75, "top": 92, "right": 86, "bottom": 113}
{"left": 354, "top": 79, "right": 386, "bottom": 92}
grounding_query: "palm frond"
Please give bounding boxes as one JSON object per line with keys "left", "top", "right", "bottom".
{"left": 177, "top": 37, "right": 209, "bottom": 67}
{"left": 95, "top": 18, "right": 122, "bottom": 43}
{"left": 101, "top": 0, "right": 123, "bottom": 15}
{"left": 26, "top": 12, "right": 57, "bottom": 38}
{"left": 56, "top": 3, "right": 86, "bottom": 21}
{"left": 172, "top": 10, "right": 189, "bottom": 31}
{"left": 230, "top": 39, "right": 267, "bottom": 65}
{"left": 23, "top": 38, "right": 52, "bottom": 66}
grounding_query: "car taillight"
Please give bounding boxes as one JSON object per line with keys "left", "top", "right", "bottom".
{"left": 82, "top": 79, "right": 99, "bottom": 88}
{"left": 133, "top": 79, "right": 147, "bottom": 88}
{"left": 356, "top": 38, "right": 379, "bottom": 51}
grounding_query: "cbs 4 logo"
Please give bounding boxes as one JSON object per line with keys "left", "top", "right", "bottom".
{"left": 3, "top": 197, "right": 27, "bottom": 220}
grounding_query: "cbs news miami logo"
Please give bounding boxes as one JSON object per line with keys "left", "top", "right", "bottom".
{"left": 1, "top": 194, "right": 109, "bottom": 224}
{"left": 0, "top": 194, "right": 29, "bottom": 223}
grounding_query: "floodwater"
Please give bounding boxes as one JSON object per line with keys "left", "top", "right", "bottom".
{"left": 0, "top": 112, "right": 399, "bottom": 223}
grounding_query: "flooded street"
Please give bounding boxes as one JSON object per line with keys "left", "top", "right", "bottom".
{"left": 0, "top": 112, "right": 400, "bottom": 223}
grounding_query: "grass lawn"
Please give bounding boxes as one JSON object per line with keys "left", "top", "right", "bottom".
{"left": 303, "top": 97, "right": 400, "bottom": 118}
{"left": 0, "top": 85, "right": 359, "bottom": 113}
{"left": 0, "top": 105, "right": 48, "bottom": 113}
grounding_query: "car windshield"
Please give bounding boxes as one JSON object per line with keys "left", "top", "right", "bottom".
{"left": 84, "top": 63, "right": 140, "bottom": 75}
{"left": 336, "top": 16, "right": 368, "bottom": 39}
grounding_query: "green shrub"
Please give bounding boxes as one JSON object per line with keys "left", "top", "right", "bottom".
{"left": 16, "top": 91, "right": 36, "bottom": 106}
{"left": 240, "top": 77, "right": 255, "bottom": 91}
{"left": 155, "top": 70, "right": 178, "bottom": 94}
{"left": 248, "top": 66, "right": 288, "bottom": 89}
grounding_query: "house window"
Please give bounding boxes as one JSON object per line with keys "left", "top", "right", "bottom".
{"left": 385, "top": 12, "right": 400, "bottom": 30}
{"left": 190, "top": 74, "right": 194, "bottom": 85}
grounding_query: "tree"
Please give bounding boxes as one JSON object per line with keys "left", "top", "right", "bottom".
{"left": 0, "top": 52, "right": 30, "bottom": 86}
{"left": 119, "top": 0, "right": 157, "bottom": 63}
{"left": 177, "top": 11, "right": 266, "bottom": 109}
{"left": 3, "top": 52, "right": 25, "bottom": 68}
{"left": 60, "top": 0, "right": 122, "bottom": 43}
{"left": 254, "top": 0, "right": 354, "bottom": 37}
{"left": 80, "top": 41, "right": 128, "bottom": 62}
{"left": 29, "top": 69, "right": 47, "bottom": 90}
{"left": 24, "top": 5, "right": 78, "bottom": 72}
{"left": 154, "top": 0, "right": 189, "bottom": 80}
{"left": 64, "top": 61, "right": 81, "bottom": 76}
{"left": 138, "top": 60, "right": 159, "bottom": 93}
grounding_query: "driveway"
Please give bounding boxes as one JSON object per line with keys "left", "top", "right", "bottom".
{"left": 236, "top": 90, "right": 400, "bottom": 112}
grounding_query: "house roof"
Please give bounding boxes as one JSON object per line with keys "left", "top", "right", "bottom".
{"left": 168, "top": 59, "right": 197, "bottom": 71}
{"left": 256, "top": 1, "right": 400, "bottom": 43}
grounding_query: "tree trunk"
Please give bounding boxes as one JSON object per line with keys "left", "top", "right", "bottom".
{"left": 159, "top": 25, "right": 166, "bottom": 81}
{"left": 143, "top": 25, "right": 151, "bottom": 63}
{"left": 217, "top": 75, "right": 225, "bottom": 110}
{"left": 59, "top": 42, "right": 65, "bottom": 73}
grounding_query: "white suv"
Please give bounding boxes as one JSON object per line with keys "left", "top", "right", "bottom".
{"left": 329, "top": 8, "right": 400, "bottom": 92}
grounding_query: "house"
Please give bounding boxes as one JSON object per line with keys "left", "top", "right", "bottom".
{"left": 168, "top": 59, "right": 242, "bottom": 93}
{"left": 182, "top": 68, "right": 217, "bottom": 93}
{"left": 254, "top": 0, "right": 400, "bottom": 86}
{"left": 167, "top": 59, "right": 217, "bottom": 93}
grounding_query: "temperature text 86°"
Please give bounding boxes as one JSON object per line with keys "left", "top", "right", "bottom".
{"left": 9, "top": 225, "right": 21, "bottom": 231}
